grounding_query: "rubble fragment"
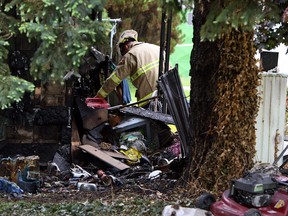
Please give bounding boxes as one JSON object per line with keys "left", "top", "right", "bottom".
{"left": 0, "top": 177, "right": 24, "bottom": 196}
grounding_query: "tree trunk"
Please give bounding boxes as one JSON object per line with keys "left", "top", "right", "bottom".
{"left": 188, "top": 0, "right": 259, "bottom": 194}
{"left": 188, "top": 0, "right": 220, "bottom": 179}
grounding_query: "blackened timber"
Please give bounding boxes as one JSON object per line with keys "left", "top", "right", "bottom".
{"left": 120, "top": 107, "right": 174, "bottom": 124}
{"left": 158, "top": 65, "right": 191, "bottom": 158}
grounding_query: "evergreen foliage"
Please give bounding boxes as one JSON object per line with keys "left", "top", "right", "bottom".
{"left": 200, "top": 0, "right": 288, "bottom": 50}
{"left": 255, "top": 1, "right": 288, "bottom": 50}
{"left": 0, "top": 0, "right": 184, "bottom": 109}
{"left": 0, "top": 0, "right": 108, "bottom": 109}
{"left": 0, "top": 5, "right": 34, "bottom": 109}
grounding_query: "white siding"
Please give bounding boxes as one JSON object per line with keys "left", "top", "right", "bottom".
{"left": 255, "top": 72, "right": 288, "bottom": 165}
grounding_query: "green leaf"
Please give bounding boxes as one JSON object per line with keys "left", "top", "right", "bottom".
{"left": 0, "top": 75, "right": 35, "bottom": 109}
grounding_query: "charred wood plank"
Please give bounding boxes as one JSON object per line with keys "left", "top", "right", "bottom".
{"left": 119, "top": 107, "right": 174, "bottom": 124}
{"left": 158, "top": 66, "right": 191, "bottom": 157}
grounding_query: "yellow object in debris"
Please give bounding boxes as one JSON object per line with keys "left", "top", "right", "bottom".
{"left": 168, "top": 124, "right": 177, "bottom": 133}
{"left": 120, "top": 148, "right": 142, "bottom": 165}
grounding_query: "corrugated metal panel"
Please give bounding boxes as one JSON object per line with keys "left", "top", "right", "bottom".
{"left": 255, "top": 72, "right": 288, "bottom": 165}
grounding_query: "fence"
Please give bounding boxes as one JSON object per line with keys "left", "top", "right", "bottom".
{"left": 255, "top": 72, "right": 288, "bottom": 164}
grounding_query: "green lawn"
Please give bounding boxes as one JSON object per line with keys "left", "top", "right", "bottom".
{"left": 170, "top": 20, "right": 193, "bottom": 98}
{"left": 170, "top": 21, "right": 193, "bottom": 87}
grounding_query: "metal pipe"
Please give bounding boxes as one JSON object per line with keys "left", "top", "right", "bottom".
{"left": 108, "top": 96, "right": 159, "bottom": 111}
{"left": 158, "top": 7, "right": 166, "bottom": 79}
{"left": 165, "top": 7, "right": 172, "bottom": 73}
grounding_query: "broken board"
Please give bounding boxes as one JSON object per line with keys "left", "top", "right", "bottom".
{"left": 81, "top": 135, "right": 129, "bottom": 160}
{"left": 102, "top": 150, "right": 130, "bottom": 160}
{"left": 71, "top": 119, "right": 82, "bottom": 163}
{"left": 120, "top": 106, "right": 174, "bottom": 124}
{"left": 79, "top": 145, "right": 129, "bottom": 170}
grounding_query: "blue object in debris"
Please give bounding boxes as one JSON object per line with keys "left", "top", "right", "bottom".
{"left": 110, "top": 62, "right": 131, "bottom": 104}
{"left": 121, "top": 79, "right": 131, "bottom": 104}
{"left": 17, "top": 168, "right": 40, "bottom": 194}
{"left": 0, "top": 177, "right": 24, "bottom": 195}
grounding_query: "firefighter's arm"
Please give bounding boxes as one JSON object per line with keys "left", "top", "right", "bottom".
{"left": 96, "top": 55, "right": 133, "bottom": 98}
{"left": 96, "top": 70, "right": 121, "bottom": 98}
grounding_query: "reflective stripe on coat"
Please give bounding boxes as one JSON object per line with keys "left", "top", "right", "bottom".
{"left": 97, "top": 42, "right": 161, "bottom": 104}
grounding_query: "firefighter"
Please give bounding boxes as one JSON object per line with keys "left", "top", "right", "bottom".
{"left": 95, "top": 29, "right": 161, "bottom": 107}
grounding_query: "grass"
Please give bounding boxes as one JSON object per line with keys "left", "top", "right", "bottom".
{"left": 170, "top": 21, "right": 193, "bottom": 88}
{"left": 0, "top": 194, "right": 195, "bottom": 216}
{"left": 0, "top": 199, "right": 167, "bottom": 216}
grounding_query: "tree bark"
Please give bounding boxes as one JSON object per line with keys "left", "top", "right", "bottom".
{"left": 188, "top": 0, "right": 220, "bottom": 178}
{"left": 188, "top": 0, "right": 259, "bottom": 194}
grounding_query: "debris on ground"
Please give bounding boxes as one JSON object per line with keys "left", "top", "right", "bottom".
{"left": 0, "top": 177, "right": 23, "bottom": 197}
{"left": 0, "top": 64, "right": 192, "bottom": 212}
{"left": 0, "top": 104, "right": 185, "bottom": 202}
{"left": 162, "top": 204, "right": 214, "bottom": 216}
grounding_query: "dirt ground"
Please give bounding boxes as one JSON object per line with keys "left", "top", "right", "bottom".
{"left": 0, "top": 178, "right": 189, "bottom": 216}
{"left": 0, "top": 183, "right": 192, "bottom": 216}
{"left": 0, "top": 173, "right": 183, "bottom": 203}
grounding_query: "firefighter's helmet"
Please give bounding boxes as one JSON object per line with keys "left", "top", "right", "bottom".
{"left": 118, "top": 29, "right": 138, "bottom": 45}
